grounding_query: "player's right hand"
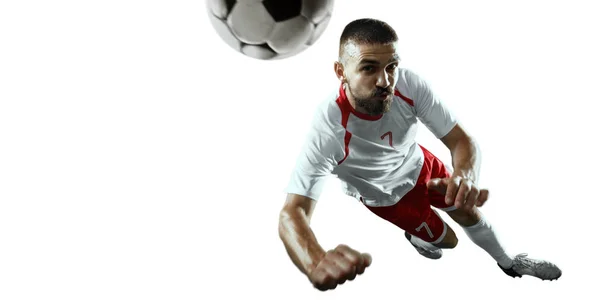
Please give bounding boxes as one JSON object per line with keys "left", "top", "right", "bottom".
{"left": 307, "top": 244, "right": 372, "bottom": 291}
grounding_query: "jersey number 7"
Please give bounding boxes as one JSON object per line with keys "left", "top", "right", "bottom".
{"left": 381, "top": 131, "right": 394, "bottom": 148}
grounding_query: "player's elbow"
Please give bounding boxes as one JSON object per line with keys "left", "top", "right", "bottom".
{"left": 278, "top": 205, "right": 306, "bottom": 241}
{"left": 278, "top": 193, "right": 315, "bottom": 240}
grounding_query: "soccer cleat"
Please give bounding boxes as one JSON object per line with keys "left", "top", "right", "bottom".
{"left": 498, "top": 253, "right": 562, "bottom": 281}
{"left": 404, "top": 231, "right": 443, "bottom": 260}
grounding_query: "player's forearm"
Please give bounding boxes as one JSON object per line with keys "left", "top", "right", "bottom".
{"left": 449, "top": 136, "right": 481, "bottom": 183}
{"left": 278, "top": 209, "right": 326, "bottom": 275}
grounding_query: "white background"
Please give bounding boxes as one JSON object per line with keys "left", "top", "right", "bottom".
{"left": 1, "top": 0, "right": 598, "bottom": 299}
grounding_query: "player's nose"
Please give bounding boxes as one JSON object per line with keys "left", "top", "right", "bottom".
{"left": 376, "top": 71, "right": 391, "bottom": 88}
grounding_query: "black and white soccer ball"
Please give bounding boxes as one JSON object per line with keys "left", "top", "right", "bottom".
{"left": 207, "top": 0, "right": 335, "bottom": 60}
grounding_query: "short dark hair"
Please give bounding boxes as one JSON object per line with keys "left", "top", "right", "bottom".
{"left": 339, "top": 18, "right": 398, "bottom": 58}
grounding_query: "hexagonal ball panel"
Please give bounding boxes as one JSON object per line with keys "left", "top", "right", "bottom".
{"left": 227, "top": 1, "right": 276, "bottom": 44}
{"left": 267, "top": 15, "right": 313, "bottom": 54}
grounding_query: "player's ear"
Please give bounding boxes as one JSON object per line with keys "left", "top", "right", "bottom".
{"left": 334, "top": 60, "right": 345, "bottom": 82}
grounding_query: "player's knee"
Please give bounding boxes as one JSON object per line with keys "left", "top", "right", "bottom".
{"left": 447, "top": 235, "right": 458, "bottom": 248}
{"left": 445, "top": 231, "right": 458, "bottom": 249}
{"left": 435, "top": 227, "right": 458, "bottom": 249}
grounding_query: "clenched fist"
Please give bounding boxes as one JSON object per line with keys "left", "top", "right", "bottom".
{"left": 307, "top": 244, "right": 372, "bottom": 291}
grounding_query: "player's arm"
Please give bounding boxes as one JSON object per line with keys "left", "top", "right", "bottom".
{"left": 440, "top": 123, "right": 481, "bottom": 184}
{"left": 279, "top": 108, "right": 372, "bottom": 291}
{"left": 408, "top": 69, "right": 489, "bottom": 208}
{"left": 278, "top": 193, "right": 325, "bottom": 276}
{"left": 438, "top": 124, "right": 489, "bottom": 207}
{"left": 280, "top": 110, "right": 338, "bottom": 276}
{"left": 278, "top": 192, "right": 372, "bottom": 291}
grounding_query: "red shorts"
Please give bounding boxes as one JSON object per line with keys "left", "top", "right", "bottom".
{"left": 363, "top": 145, "right": 455, "bottom": 243}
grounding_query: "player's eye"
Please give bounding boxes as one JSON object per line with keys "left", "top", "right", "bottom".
{"left": 361, "top": 66, "right": 375, "bottom": 72}
{"left": 387, "top": 64, "right": 398, "bottom": 71}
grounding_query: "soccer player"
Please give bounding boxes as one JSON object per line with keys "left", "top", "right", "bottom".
{"left": 278, "top": 18, "right": 562, "bottom": 291}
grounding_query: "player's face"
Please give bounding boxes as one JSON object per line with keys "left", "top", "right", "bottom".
{"left": 337, "top": 42, "right": 400, "bottom": 116}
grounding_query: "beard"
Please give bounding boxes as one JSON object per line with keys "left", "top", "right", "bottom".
{"left": 347, "top": 84, "right": 393, "bottom": 116}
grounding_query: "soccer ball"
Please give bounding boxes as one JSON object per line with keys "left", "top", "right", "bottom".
{"left": 206, "top": 0, "right": 335, "bottom": 60}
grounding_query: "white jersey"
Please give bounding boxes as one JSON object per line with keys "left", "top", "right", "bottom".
{"left": 285, "top": 68, "right": 457, "bottom": 207}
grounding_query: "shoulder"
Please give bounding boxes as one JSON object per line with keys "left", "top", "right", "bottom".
{"left": 310, "top": 88, "right": 346, "bottom": 133}
{"left": 391, "top": 68, "right": 423, "bottom": 108}
{"left": 394, "top": 68, "right": 427, "bottom": 95}
{"left": 394, "top": 67, "right": 441, "bottom": 110}
{"left": 300, "top": 88, "right": 347, "bottom": 152}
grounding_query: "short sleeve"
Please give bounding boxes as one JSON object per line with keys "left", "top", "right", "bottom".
{"left": 285, "top": 105, "right": 344, "bottom": 201}
{"left": 406, "top": 70, "right": 458, "bottom": 139}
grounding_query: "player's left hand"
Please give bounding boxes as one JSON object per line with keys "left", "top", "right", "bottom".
{"left": 427, "top": 175, "right": 489, "bottom": 210}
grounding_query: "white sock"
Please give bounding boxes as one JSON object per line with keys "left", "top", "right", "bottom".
{"left": 462, "top": 215, "right": 514, "bottom": 269}
{"left": 410, "top": 235, "right": 440, "bottom": 252}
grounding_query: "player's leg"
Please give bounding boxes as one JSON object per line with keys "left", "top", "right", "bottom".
{"left": 446, "top": 206, "right": 561, "bottom": 280}
{"left": 445, "top": 206, "right": 514, "bottom": 268}
{"left": 422, "top": 145, "right": 517, "bottom": 268}
{"left": 423, "top": 145, "right": 562, "bottom": 280}
{"left": 404, "top": 208, "right": 457, "bottom": 250}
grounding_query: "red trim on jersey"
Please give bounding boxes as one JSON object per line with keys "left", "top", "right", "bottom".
{"left": 335, "top": 88, "right": 352, "bottom": 165}
{"left": 395, "top": 88, "right": 414, "bottom": 106}
{"left": 338, "top": 84, "right": 383, "bottom": 121}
